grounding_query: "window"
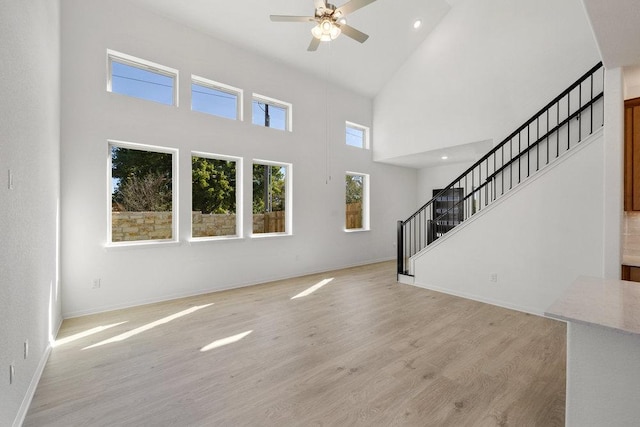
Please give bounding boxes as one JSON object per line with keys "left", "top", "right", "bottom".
{"left": 346, "top": 121, "right": 370, "bottom": 149}
{"left": 345, "top": 172, "right": 370, "bottom": 231}
{"left": 107, "top": 50, "right": 178, "bottom": 106}
{"left": 252, "top": 161, "right": 292, "bottom": 235}
{"left": 252, "top": 94, "right": 292, "bottom": 131}
{"left": 191, "top": 76, "right": 242, "bottom": 120}
{"left": 109, "top": 141, "right": 177, "bottom": 244}
{"left": 191, "top": 153, "right": 242, "bottom": 239}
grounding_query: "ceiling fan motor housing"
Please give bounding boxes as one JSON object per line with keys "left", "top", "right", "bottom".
{"left": 316, "top": 3, "right": 337, "bottom": 19}
{"left": 270, "top": 0, "right": 375, "bottom": 51}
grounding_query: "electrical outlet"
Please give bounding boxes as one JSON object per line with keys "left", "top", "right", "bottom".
{"left": 24, "top": 340, "right": 29, "bottom": 360}
{"left": 92, "top": 278, "right": 101, "bottom": 289}
{"left": 490, "top": 273, "right": 498, "bottom": 283}
{"left": 9, "top": 364, "right": 15, "bottom": 385}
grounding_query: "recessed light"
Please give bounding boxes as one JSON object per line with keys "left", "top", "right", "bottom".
{"left": 441, "top": 155, "right": 448, "bottom": 160}
{"left": 413, "top": 19, "right": 422, "bottom": 29}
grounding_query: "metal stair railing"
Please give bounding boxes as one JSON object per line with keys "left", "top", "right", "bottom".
{"left": 397, "top": 62, "right": 605, "bottom": 277}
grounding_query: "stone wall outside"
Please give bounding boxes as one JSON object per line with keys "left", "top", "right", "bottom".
{"left": 112, "top": 211, "right": 288, "bottom": 241}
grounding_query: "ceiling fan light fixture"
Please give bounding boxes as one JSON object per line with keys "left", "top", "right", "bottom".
{"left": 311, "top": 18, "right": 341, "bottom": 41}
{"left": 329, "top": 23, "right": 341, "bottom": 39}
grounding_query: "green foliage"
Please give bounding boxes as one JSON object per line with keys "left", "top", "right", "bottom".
{"left": 346, "top": 175, "right": 363, "bottom": 204}
{"left": 119, "top": 173, "right": 171, "bottom": 211}
{"left": 111, "top": 147, "right": 287, "bottom": 217}
{"left": 111, "top": 146, "right": 172, "bottom": 211}
{"left": 253, "top": 164, "right": 285, "bottom": 214}
{"left": 192, "top": 157, "right": 236, "bottom": 214}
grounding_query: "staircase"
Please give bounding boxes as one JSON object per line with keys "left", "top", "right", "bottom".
{"left": 397, "top": 62, "right": 605, "bottom": 279}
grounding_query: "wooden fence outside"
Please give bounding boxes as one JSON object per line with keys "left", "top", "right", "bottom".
{"left": 253, "top": 210, "right": 285, "bottom": 234}
{"left": 346, "top": 202, "right": 363, "bottom": 229}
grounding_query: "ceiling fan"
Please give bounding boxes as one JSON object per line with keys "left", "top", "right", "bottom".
{"left": 270, "top": 0, "right": 377, "bottom": 51}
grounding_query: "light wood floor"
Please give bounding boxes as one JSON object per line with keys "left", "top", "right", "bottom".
{"left": 24, "top": 261, "right": 566, "bottom": 426}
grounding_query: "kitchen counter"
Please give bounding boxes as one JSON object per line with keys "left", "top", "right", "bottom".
{"left": 545, "top": 276, "right": 640, "bottom": 426}
{"left": 546, "top": 275, "right": 640, "bottom": 335}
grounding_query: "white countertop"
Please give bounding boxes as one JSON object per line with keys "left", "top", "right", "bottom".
{"left": 622, "top": 254, "right": 640, "bottom": 268}
{"left": 545, "top": 276, "right": 640, "bottom": 336}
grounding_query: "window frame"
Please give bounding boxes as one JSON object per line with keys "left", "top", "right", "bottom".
{"left": 107, "top": 140, "right": 179, "bottom": 247}
{"left": 251, "top": 159, "right": 293, "bottom": 237}
{"left": 106, "top": 49, "right": 179, "bottom": 106}
{"left": 345, "top": 121, "right": 370, "bottom": 149}
{"left": 251, "top": 93, "right": 293, "bottom": 132}
{"left": 191, "top": 75, "right": 243, "bottom": 121}
{"left": 190, "top": 152, "right": 243, "bottom": 242}
{"left": 345, "top": 171, "right": 370, "bottom": 232}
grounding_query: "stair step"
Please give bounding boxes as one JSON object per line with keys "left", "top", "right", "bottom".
{"left": 397, "top": 273, "right": 415, "bottom": 285}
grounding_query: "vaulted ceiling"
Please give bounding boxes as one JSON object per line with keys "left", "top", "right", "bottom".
{"left": 130, "top": 0, "right": 455, "bottom": 98}
{"left": 128, "top": 0, "right": 640, "bottom": 168}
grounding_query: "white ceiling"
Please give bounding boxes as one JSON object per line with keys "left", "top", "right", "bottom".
{"left": 130, "top": 0, "right": 453, "bottom": 98}
{"left": 380, "top": 139, "right": 494, "bottom": 168}
{"left": 581, "top": 0, "right": 640, "bottom": 69}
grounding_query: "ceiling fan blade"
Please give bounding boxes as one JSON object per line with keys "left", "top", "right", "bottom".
{"left": 335, "top": 0, "right": 376, "bottom": 16}
{"left": 270, "top": 15, "right": 316, "bottom": 23}
{"left": 338, "top": 24, "right": 369, "bottom": 43}
{"left": 307, "top": 37, "right": 321, "bottom": 52}
{"left": 313, "top": 0, "right": 327, "bottom": 10}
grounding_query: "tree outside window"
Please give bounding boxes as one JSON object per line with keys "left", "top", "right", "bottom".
{"left": 253, "top": 163, "right": 288, "bottom": 234}
{"left": 192, "top": 155, "right": 240, "bottom": 238}
{"left": 345, "top": 173, "right": 369, "bottom": 231}
{"left": 110, "top": 144, "right": 175, "bottom": 243}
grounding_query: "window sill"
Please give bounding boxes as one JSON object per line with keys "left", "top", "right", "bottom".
{"left": 188, "top": 235, "right": 244, "bottom": 244}
{"left": 250, "top": 232, "right": 293, "bottom": 239}
{"left": 105, "top": 240, "right": 181, "bottom": 250}
{"left": 344, "top": 228, "right": 370, "bottom": 233}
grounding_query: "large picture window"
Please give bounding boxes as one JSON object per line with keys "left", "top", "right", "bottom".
{"left": 345, "top": 172, "right": 370, "bottom": 231}
{"left": 191, "top": 153, "right": 242, "bottom": 239}
{"left": 109, "top": 141, "right": 177, "bottom": 244}
{"left": 252, "top": 161, "right": 292, "bottom": 235}
{"left": 107, "top": 50, "right": 178, "bottom": 106}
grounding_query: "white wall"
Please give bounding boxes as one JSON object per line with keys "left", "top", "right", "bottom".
{"left": 417, "top": 161, "right": 475, "bottom": 207}
{"left": 0, "top": 1, "right": 61, "bottom": 425}
{"left": 624, "top": 66, "right": 640, "bottom": 100}
{"left": 60, "top": 0, "right": 417, "bottom": 317}
{"left": 412, "top": 131, "right": 605, "bottom": 314}
{"left": 373, "top": 0, "right": 600, "bottom": 162}
{"left": 603, "top": 68, "right": 623, "bottom": 278}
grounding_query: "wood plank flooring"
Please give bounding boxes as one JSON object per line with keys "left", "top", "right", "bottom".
{"left": 24, "top": 261, "right": 566, "bottom": 426}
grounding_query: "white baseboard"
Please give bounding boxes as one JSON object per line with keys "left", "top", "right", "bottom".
{"left": 13, "top": 319, "right": 61, "bottom": 427}
{"left": 63, "top": 257, "right": 396, "bottom": 319}
{"left": 410, "top": 280, "right": 544, "bottom": 317}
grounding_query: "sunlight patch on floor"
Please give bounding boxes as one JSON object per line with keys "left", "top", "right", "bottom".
{"left": 200, "top": 330, "right": 253, "bottom": 352}
{"left": 53, "top": 321, "right": 128, "bottom": 348}
{"left": 82, "top": 304, "right": 213, "bottom": 350}
{"left": 291, "top": 278, "right": 334, "bottom": 300}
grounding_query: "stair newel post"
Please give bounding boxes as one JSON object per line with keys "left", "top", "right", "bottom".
{"left": 397, "top": 220, "right": 404, "bottom": 276}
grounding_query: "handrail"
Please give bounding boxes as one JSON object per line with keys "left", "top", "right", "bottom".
{"left": 397, "top": 62, "right": 605, "bottom": 277}
{"left": 405, "top": 62, "right": 603, "bottom": 224}
{"left": 485, "top": 92, "right": 604, "bottom": 184}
